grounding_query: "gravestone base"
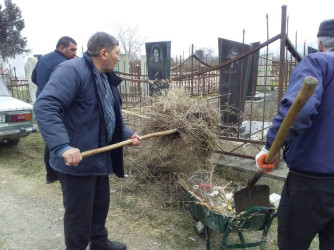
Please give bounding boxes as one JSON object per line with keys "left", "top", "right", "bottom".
{"left": 240, "top": 120, "right": 271, "bottom": 139}
{"left": 219, "top": 120, "right": 271, "bottom": 139}
{"left": 246, "top": 92, "right": 265, "bottom": 101}
{"left": 219, "top": 124, "right": 246, "bottom": 137}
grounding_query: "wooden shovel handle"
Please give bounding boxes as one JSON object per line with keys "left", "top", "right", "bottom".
{"left": 248, "top": 76, "right": 318, "bottom": 188}
{"left": 81, "top": 128, "right": 178, "bottom": 158}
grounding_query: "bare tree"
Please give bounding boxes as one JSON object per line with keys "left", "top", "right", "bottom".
{"left": 111, "top": 23, "right": 145, "bottom": 62}
{"left": 195, "top": 47, "right": 218, "bottom": 65}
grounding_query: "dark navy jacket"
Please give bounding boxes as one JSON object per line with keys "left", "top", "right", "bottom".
{"left": 32, "top": 50, "right": 69, "bottom": 97}
{"left": 34, "top": 52, "right": 133, "bottom": 177}
{"left": 266, "top": 49, "right": 334, "bottom": 174}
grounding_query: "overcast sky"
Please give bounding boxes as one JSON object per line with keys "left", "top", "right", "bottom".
{"left": 2, "top": 0, "right": 334, "bottom": 76}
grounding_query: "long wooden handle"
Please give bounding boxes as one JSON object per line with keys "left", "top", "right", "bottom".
{"left": 81, "top": 128, "right": 178, "bottom": 158}
{"left": 248, "top": 76, "right": 318, "bottom": 188}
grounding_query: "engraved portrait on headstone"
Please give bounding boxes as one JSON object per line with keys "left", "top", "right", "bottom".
{"left": 150, "top": 45, "right": 163, "bottom": 79}
{"left": 145, "top": 41, "right": 171, "bottom": 95}
{"left": 227, "top": 48, "right": 240, "bottom": 70}
{"left": 218, "top": 37, "right": 254, "bottom": 132}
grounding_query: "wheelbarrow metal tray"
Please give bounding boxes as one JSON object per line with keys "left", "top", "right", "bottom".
{"left": 179, "top": 179, "right": 274, "bottom": 232}
{"left": 178, "top": 178, "right": 277, "bottom": 249}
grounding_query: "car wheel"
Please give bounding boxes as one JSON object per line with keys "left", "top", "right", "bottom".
{"left": 7, "top": 138, "right": 20, "bottom": 145}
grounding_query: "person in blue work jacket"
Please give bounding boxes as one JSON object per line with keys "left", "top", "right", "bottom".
{"left": 34, "top": 32, "right": 141, "bottom": 250}
{"left": 32, "top": 36, "right": 77, "bottom": 184}
{"left": 256, "top": 19, "right": 334, "bottom": 249}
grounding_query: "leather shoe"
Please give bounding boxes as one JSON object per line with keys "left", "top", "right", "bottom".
{"left": 90, "top": 239, "right": 127, "bottom": 250}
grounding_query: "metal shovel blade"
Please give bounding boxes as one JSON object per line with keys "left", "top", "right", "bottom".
{"left": 234, "top": 185, "right": 270, "bottom": 213}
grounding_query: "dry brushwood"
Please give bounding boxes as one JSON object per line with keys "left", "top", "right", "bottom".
{"left": 124, "top": 88, "right": 222, "bottom": 181}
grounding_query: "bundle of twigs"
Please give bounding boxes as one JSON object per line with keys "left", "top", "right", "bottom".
{"left": 124, "top": 88, "right": 221, "bottom": 180}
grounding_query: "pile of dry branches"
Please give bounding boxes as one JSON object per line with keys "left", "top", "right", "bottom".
{"left": 124, "top": 88, "right": 221, "bottom": 181}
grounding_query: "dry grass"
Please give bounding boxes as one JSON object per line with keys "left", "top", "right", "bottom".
{"left": 124, "top": 88, "right": 222, "bottom": 185}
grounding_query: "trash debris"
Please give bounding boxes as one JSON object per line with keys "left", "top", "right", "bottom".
{"left": 269, "top": 193, "right": 281, "bottom": 208}
{"left": 189, "top": 237, "right": 198, "bottom": 242}
{"left": 208, "top": 190, "right": 219, "bottom": 197}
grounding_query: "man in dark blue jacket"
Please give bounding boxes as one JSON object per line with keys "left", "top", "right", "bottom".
{"left": 34, "top": 32, "right": 141, "bottom": 250}
{"left": 256, "top": 19, "right": 334, "bottom": 249}
{"left": 32, "top": 36, "right": 77, "bottom": 184}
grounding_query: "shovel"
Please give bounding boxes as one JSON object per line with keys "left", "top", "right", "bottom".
{"left": 234, "top": 76, "right": 318, "bottom": 213}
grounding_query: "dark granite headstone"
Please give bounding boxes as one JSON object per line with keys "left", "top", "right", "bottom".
{"left": 218, "top": 38, "right": 254, "bottom": 130}
{"left": 307, "top": 46, "right": 318, "bottom": 55}
{"left": 145, "top": 41, "right": 171, "bottom": 95}
{"left": 246, "top": 42, "right": 260, "bottom": 99}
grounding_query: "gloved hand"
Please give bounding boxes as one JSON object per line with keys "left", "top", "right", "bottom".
{"left": 255, "top": 147, "right": 276, "bottom": 173}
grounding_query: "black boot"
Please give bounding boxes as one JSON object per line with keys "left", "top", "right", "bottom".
{"left": 90, "top": 239, "right": 127, "bottom": 250}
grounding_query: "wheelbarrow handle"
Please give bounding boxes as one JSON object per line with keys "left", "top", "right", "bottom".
{"left": 247, "top": 76, "right": 318, "bottom": 188}
{"left": 81, "top": 128, "right": 178, "bottom": 158}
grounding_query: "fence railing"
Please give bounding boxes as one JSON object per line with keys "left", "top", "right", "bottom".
{"left": 118, "top": 5, "right": 302, "bottom": 160}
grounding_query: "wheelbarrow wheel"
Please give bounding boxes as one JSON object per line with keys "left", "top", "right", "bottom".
{"left": 192, "top": 218, "right": 205, "bottom": 237}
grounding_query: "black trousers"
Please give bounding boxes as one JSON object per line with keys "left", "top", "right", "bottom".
{"left": 58, "top": 173, "right": 110, "bottom": 250}
{"left": 44, "top": 145, "right": 59, "bottom": 181}
{"left": 278, "top": 171, "right": 334, "bottom": 250}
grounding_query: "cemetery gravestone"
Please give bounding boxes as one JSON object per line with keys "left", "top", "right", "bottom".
{"left": 218, "top": 38, "right": 254, "bottom": 134}
{"left": 145, "top": 41, "right": 171, "bottom": 95}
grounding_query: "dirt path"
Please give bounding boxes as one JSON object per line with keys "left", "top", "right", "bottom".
{"left": 0, "top": 168, "right": 64, "bottom": 250}
{"left": 0, "top": 166, "right": 209, "bottom": 250}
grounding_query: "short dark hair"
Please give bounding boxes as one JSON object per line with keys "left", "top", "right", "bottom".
{"left": 56, "top": 36, "right": 77, "bottom": 49}
{"left": 87, "top": 32, "right": 119, "bottom": 57}
{"left": 152, "top": 45, "right": 160, "bottom": 54}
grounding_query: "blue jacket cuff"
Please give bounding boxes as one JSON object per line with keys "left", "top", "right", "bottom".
{"left": 52, "top": 144, "right": 71, "bottom": 157}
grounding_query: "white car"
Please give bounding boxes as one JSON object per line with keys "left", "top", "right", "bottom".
{"left": 0, "top": 76, "right": 37, "bottom": 145}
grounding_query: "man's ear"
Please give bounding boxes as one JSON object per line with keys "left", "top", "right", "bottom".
{"left": 58, "top": 45, "right": 65, "bottom": 52}
{"left": 100, "top": 49, "right": 108, "bottom": 59}
{"left": 318, "top": 40, "right": 324, "bottom": 52}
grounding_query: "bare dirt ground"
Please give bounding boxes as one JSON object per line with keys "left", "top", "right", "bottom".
{"left": 0, "top": 162, "right": 210, "bottom": 250}
{"left": 0, "top": 167, "right": 65, "bottom": 250}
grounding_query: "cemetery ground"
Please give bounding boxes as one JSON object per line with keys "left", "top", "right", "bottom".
{"left": 0, "top": 127, "right": 319, "bottom": 250}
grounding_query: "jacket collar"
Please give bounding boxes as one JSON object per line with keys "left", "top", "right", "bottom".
{"left": 83, "top": 51, "right": 122, "bottom": 87}
{"left": 106, "top": 72, "right": 122, "bottom": 87}
{"left": 55, "top": 49, "right": 67, "bottom": 59}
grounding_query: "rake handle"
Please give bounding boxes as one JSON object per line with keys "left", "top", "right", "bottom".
{"left": 248, "top": 76, "right": 318, "bottom": 188}
{"left": 81, "top": 129, "right": 178, "bottom": 158}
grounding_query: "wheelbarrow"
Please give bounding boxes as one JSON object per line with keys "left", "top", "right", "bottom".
{"left": 178, "top": 178, "right": 277, "bottom": 250}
